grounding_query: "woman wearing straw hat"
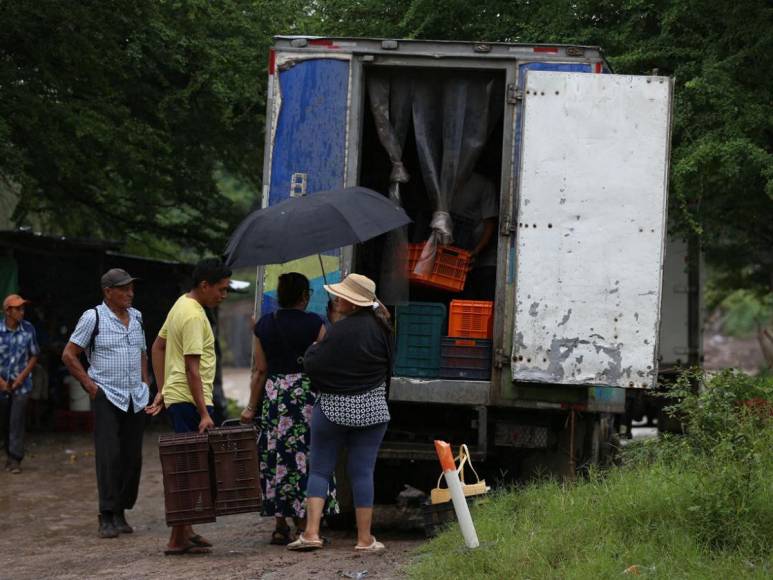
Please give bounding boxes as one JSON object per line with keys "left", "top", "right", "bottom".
{"left": 288, "top": 273, "right": 392, "bottom": 552}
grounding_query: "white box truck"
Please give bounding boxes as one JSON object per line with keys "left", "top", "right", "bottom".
{"left": 255, "top": 36, "right": 700, "bottom": 488}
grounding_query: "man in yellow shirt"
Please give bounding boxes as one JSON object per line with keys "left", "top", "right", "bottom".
{"left": 146, "top": 257, "right": 231, "bottom": 555}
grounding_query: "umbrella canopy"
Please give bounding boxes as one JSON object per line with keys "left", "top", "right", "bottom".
{"left": 225, "top": 186, "right": 411, "bottom": 268}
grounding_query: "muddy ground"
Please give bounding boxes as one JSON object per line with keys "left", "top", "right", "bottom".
{"left": 0, "top": 430, "right": 427, "bottom": 580}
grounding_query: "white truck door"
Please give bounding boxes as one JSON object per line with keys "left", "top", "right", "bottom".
{"left": 511, "top": 71, "right": 673, "bottom": 389}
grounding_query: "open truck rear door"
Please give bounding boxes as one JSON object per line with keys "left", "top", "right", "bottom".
{"left": 511, "top": 71, "right": 673, "bottom": 389}
{"left": 258, "top": 51, "right": 353, "bottom": 316}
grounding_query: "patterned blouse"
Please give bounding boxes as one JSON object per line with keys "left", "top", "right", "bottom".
{"left": 0, "top": 319, "right": 40, "bottom": 397}
{"left": 319, "top": 385, "right": 390, "bottom": 427}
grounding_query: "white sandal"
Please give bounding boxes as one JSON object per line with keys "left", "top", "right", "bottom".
{"left": 354, "top": 537, "right": 385, "bottom": 552}
{"left": 287, "top": 533, "right": 324, "bottom": 551}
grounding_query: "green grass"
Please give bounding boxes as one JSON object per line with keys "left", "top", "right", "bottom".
{"left": 408, "top": 371, "right": 773, "bottom": 579}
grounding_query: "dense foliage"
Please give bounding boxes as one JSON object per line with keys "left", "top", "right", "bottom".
{"left": 296, "top": 0, "right": 773, "bottom": 294}
{"left": 2, "top": 1, "right": 771, "bottom": 291}
{"left": 0, "top": 0, "right": 280, "bottom": 254}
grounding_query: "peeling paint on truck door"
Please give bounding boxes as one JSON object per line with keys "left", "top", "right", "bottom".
{"left": 259, "top": 56, "right": 351, "bottom": 317}
{"left": 511, "top": 71, "right": 673, "bottom": 389}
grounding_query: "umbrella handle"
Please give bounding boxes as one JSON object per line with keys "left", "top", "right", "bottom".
{"left": 318, "top": 254, "right": 328, "bottom": 285}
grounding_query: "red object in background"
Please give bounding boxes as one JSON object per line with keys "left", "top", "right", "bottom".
{"left": 448, "top": 300, "right": 494, "bottom": 339}
{"left": 742, "top": 398, "right": 773, "bottom": 417}
{"left": 406, "top": 243, "right": 471, "bottom": 293}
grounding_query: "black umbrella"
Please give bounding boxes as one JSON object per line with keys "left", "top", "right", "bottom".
{"left": 225, "top": 186, "right": 411, "bottom": 270}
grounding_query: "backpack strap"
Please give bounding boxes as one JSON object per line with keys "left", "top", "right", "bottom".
{"left": 87, "top": 307, "right": 100, "bottom": 357}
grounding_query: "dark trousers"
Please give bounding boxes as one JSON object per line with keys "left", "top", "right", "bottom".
{"left": 94, "top": 389, "right": 145, "bottom": 514}
{"left": 0, "top": 392, "right": 29, "bottom": 461}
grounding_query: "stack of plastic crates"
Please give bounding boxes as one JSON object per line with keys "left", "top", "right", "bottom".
{"left": 158, "top": 424, "right": 262, "bottom": 526}
{"left": 395, "top": 302, "right": 447, "bottom": 377}
{"left": 441, "top": 300, "right": 494, "bottom": 380}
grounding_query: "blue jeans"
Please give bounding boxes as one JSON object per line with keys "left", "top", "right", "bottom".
{"left": 167, "top": 403, "right": 214, "bottom": 434}
{"left": 306, "top": 404, "right": 388, "bottom": 508}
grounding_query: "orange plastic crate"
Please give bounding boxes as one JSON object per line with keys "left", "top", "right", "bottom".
{"left": 448, "top": 300, "right": 494, "bottom": 339}
{"left": 406, "top": 243, "right": 471, "bottom": 293}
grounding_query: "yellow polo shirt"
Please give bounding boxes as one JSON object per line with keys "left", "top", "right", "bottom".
{"left": 159, "top": 295, "right": 215, "bottom": 406}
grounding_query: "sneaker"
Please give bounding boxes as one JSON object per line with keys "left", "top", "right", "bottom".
{"left": 7, "top": 459, "right": 21, "bottom": 474}
{"left": 114, "top": 511, "right": 134, "bottom": 534}
{"left": 98, "top": 513, "right": 119, "bottom": 539}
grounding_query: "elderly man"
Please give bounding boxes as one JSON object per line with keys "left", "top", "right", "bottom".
{"left": 62, "top": 269, "right": 149, "bottom": 539}
{"left": 0, "top": 294, "right": 40, "bottom": 474}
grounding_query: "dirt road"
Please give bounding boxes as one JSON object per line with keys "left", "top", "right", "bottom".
{"left": 0, "top": 430, "right": 426, "bottom": 580}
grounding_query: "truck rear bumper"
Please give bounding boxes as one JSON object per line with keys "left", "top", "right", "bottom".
{"left": 389, "top": 377, "right": 490, "bottom": 405}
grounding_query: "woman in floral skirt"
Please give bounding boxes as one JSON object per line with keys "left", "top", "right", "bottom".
{"left": 241, "top": 273, "right": 337, "bottom": 544}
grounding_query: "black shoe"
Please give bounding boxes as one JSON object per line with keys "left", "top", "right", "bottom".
{"left": 99, "top": 513, "right": 119, "bottom": 539}
{"left": 114, "top": 511, "right": 134, "bottom": 534}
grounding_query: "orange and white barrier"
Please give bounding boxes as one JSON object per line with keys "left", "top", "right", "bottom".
{"left": 434, "top": 440, "right": 480, "bottom": 548}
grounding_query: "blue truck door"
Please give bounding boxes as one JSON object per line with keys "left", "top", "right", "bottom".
{"left": 260, "top": 56, "right": 351, "bottom": 316}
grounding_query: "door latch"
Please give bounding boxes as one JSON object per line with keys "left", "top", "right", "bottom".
{"left": 506, "top": 84, "right": 523, "bottom": 105}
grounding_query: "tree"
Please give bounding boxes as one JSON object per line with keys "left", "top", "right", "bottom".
{"left": 0, "top": 0, "right": 283, "bottom": 255}
{"left": 299, "top": 0, "right": 773, "bottom": 290}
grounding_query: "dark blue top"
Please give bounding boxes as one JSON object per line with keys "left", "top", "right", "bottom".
{"left": 254, "top": 309, "right": 323, "bottom": 375}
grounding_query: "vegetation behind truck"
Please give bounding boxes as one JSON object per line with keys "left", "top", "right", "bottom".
{"left": 257, "top": 37, "right": 692, "bottom": 487}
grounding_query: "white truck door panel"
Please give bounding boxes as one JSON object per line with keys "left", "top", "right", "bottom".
{"left": 511, "top": 71, "right": 673, "bottom": 389}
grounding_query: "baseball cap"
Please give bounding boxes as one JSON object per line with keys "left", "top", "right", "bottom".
{"left": 101, "top": 268, "right": 139, "bottom": 289}
{"left": 3, "top": 294, "right": 29, "bottom": 309}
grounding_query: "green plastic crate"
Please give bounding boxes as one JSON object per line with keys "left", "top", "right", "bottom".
{"left": 395, "top": 302, "right": 446, "bottom": 378}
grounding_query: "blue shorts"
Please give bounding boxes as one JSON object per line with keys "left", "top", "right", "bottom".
{"left": 167, "top": 403, "right": 214, "bottom": 434}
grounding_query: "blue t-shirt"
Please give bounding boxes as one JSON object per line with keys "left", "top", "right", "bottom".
{"left": 254, "top": 309, "right": 323, "bottom": 375}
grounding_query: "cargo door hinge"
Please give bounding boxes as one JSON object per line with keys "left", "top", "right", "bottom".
{"left": 501, "top": 216, "right": 517, "bottom": 236}
{"left": 494, "top": 348, "right": 510, "bottom": 369}
{"left": 506, "top": 84, "right": 523, "bottom": 105}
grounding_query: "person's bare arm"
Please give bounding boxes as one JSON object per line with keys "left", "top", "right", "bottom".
{"left": 184, "top": 354, "right": 213, "bottom": 432}
{"left": 140, "top": 351, "right": 149, "bottom": 386}
{"left": 241, "top": 339, "right": 269, "bottom": 424}
{"left": 12, "top": 355, "right": 39, "bottom": 390}
{"left": 472, "top": 217, "right": 497, "bottom": 259}
{"left": 62, "top": 343, "right": 101, "bottom": 398}
{"left": 146, "top": 336, "right": 166, "bottom": 415}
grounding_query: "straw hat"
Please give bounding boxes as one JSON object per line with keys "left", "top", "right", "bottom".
{"left": 324, "top": 273, "right": 377, "bottom": 307}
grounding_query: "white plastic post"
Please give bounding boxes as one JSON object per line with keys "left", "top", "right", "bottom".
{"left": 434, "top": 440, "right": 479, "bottom": 549}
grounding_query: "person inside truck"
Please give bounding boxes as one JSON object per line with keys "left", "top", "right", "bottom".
{"left": 451, "top": 171, "right": 498, "bottom": 300}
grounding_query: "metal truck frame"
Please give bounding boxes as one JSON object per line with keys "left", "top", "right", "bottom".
{"left": 256, "top": 37, "right": 696, "bottom": 481}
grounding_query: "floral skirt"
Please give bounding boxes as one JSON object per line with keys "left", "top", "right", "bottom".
{"left": 258, "top": 372, "right": 338, "bottom": 518}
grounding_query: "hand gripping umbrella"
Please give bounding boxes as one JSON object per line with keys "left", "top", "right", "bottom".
{"left": 225, "top": 186, "right": 411, "bottom": 280}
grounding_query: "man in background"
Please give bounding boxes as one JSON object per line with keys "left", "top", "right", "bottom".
{"left": 451, "top": 172, "right": 498, "bottom": 300}
{"left": 0, "top": 294, "right": 39, "bottom": 474}
{"left": 61, "top": 269, "right": 149, "bottom": 538}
